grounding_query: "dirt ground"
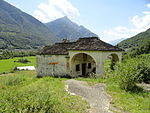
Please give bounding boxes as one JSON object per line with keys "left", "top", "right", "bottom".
{"left": 65, "top": 79, "right": 112, "bottom": 113}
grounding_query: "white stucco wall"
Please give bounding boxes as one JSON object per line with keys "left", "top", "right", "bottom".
{"left": 36, "top": 55, "right": 69, "bottom": 77}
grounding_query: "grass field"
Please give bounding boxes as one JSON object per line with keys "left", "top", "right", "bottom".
{"left": 0, "top": 56, "right": 36, "bottom": 74}
{"left": 0, "top": 56, "right": 149, "bottom": 113}
{"left": 0, "top": 71, "right": 89, "bottom": 113}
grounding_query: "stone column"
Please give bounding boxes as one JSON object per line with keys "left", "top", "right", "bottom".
{"left": 95, "top": 61, "right": 104, "bottom": 77}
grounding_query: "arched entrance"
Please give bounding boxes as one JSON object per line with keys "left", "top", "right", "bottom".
{"left": 71, "top": 53, "right": 96, "bottom": 77}
{"left": 104, "top": 53, "right": 120, "bottom": 71}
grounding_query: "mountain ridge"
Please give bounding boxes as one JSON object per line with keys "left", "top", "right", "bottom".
{"left": 45, "top": 16, "right": 98, "bottom": 41}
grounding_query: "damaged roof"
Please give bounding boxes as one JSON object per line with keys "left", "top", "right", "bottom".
{"left": 39, "top": 37, "right": 124, "bottom": 55}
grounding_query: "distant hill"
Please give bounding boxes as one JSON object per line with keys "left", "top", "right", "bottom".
{"left": 117, "top": 28, "right": 150, "bottom": 49}
{"left": 109, "top": 38, "right": 126, "bottom": 45}
{"left": 45, "top": 16, "right": 98, "bottom": 41}
{"left": 0, "top": 0, "right": 58, "bottom": 50}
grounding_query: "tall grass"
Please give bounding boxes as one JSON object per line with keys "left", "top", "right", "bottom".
{"left": 0, "top": 71, "right": 89, "bottom": 113}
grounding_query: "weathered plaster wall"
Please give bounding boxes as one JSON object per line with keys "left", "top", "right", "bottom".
{"left": 36, "top": 55, "right": 69, "bottom": 77}
{"left": 36, "top": 51, "right": 123, "bottom": 78}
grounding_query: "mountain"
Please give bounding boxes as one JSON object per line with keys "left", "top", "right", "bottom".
{"left": 117, "top": 28, "right": 150, "bottom": 49}
{"left": 45, "top": 16, "right": 98, "bottom": 41}
{"left": 109, "top": 38, "right": 126, "bottom": 45}
{"left": 0, "top": 0, "right": 58, "bottom": 50}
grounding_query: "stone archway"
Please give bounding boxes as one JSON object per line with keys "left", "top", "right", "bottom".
{"left": 105, "top": 53, "right": 120, "bottom": 70}
{"left": 108, "top": 53, "right": 119, "bottom": 62}
{"left": 70, "top": 53, "right": 96, "bottom": 77}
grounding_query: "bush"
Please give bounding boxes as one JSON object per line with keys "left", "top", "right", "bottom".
{"left": 114, "top": 55, "right": 150, "bottom": 92}
{"left": 17, "top": 59, "right": 30, "bottom": 63}
{"left": 137, "top": 56, "right": 150, "bottom": 83}
{"left": 115, "top": 58, "right": 140, "bottom": 92}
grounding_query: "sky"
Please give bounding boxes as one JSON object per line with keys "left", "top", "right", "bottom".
{"left": 5, "top": 0, "right": 150, "bottom": 42}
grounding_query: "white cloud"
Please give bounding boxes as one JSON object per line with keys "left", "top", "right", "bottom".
{"left": 34, "top": 0, "right": 80, "bottom": 23}
{"left": 131, "top": 15, "right": 150, "bottom": 29}
{"left": 143, "top": 11, "right": 150, "bottom": 15}
{"left": 114, "top": 26, "right": 129, "bottom": 33}
{"left": 147, "top": 4, "right": 150, "bottom": 8}
{"left": 103, "top": 3, "right": 150, "bottom": 42}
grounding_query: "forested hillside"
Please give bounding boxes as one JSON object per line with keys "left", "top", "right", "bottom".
{"left": 117, "top": 28, "right": 150, "bottom": 49}
{"left": 0, "top": 0, "right": 58, "bottom": 50}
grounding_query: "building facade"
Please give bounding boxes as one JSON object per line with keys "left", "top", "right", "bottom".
{"left": 36, "top": 37, "right": 123, "bottom": 78}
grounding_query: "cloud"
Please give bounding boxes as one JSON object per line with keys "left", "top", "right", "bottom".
{"left": 147, "top": 3, "right": 150, "bottom": 8}
{"left": 103, "top": 3, "right": 150, "bottom": 42}
{"left": 114, "top": 26, "right": 129, "bottom": 33}
{"left": 143, "top": 11, "right": 150, "bottom": 15}
{"left": 34, "top": 0, "right": 80, "bottom": 23}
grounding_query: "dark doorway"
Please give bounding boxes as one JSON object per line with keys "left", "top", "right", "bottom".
{"left": 82, "top": 63, "right": 86, "bottom": 76}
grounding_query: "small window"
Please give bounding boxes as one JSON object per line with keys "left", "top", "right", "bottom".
{"left": 88, "top": 63, "right": 91, "bottom": 69}
{"left": 76, "top": 64, "right": 80, "bottom": 71}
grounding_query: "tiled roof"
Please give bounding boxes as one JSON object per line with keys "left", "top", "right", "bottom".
{"left": 39, "top": 37, "right": 124, "bottom": 55}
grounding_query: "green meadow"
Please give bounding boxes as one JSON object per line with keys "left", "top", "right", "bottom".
{"left": 0, "top": 56, "right": 36, "bottom": 74}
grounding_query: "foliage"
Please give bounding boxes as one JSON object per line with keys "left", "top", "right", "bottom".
{"left": 123, "top": 41, "right": 150, "bottom": 58}
{"left": 15, "top": 59, "right": 30, "bottom": 64}
{"left": 105, "top": 74, "right": 150, "bottom": 113}
{"left": 114, "top": 55, "right": 150, "bottom": 91}
{"left": 0, "top": 71, "right": 89, "bottom": 113}
{"left": 115, "top": 58, "right": 142, "bottom": 92}
{"left": 0, "top": 50, "right": 36, "bottom": 60}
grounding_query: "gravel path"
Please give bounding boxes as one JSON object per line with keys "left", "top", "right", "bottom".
{"left": 65, "top": 79, "right": 112, "bottom": 113}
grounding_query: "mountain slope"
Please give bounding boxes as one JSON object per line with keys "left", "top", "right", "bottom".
{"left": 117, "top": 28, "right": 150, "bottom": 49}
{"left": 45, "top": 16, "right": 98, "bottom": 41}
{"left": 0, "top": 0, "right": 58, "bottom": 49}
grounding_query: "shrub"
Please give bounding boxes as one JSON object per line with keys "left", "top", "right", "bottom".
{"left": 115, "top": 58, "right": 140, "bottom": 92}
{"left": 136, "top": 55, "right": 150, "bottom": 83}
{"left": 17, "top": 59, "right": 30, "bottom": 63}
{"left": 114, "top": 55, "right": 150, "bottom": 92}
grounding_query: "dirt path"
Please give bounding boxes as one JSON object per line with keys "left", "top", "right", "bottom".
{"left": 65, "top": 79, "right": 112, "bottom": 113}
